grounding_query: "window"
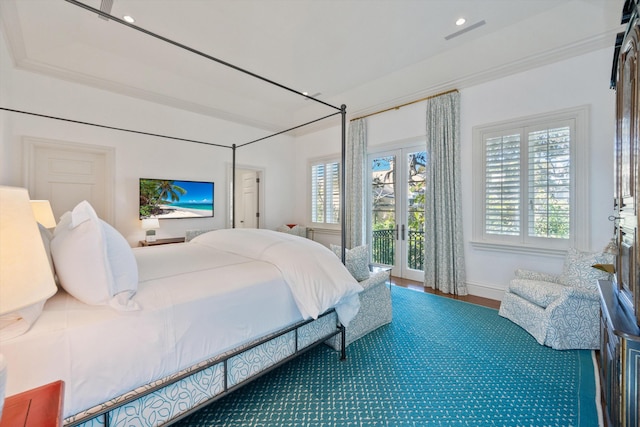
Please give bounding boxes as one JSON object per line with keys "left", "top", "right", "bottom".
{"left": 310, "top": 158, "right": 340, "bottom": 226}
{"left": 472, "top": 106, "right": 589, "bottom": 253}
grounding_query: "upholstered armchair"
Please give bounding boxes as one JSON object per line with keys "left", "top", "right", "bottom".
{"left": 498, "top": 248, "right": 613, "bottom": 350}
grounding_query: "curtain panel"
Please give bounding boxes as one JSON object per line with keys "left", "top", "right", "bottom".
{"left": 346, "top": 118, "right": 367, "bottom": 249}
{"left": 424, "top": 91, "right": 467, "bottom": 295}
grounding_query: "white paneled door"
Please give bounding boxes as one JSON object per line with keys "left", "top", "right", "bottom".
{"left": 24, "top": 138, "right": 114, "bottom": 224}
{"left": 239, "top": 171, "right": 259, "bottom": 228}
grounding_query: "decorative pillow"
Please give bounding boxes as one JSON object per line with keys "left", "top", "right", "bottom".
{"left": 330, "top": 244, "right": 370, "bottom": 282}
{"left": 277, "top": 224, "right": 307, "bottom": 238}
{"left": 50, "top": 201, "right": 140, "bottom": 311}
{"left": 558, "top": 248, "right": 614, "bottom": 290}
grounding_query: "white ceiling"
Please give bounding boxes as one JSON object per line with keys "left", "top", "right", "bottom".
{"left": 0, "top": 0, "right": 626, "bottom": 132}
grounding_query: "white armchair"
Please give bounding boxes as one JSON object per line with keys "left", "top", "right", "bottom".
{"left": 498, "top": 248, "right": 613, "bottom": 350}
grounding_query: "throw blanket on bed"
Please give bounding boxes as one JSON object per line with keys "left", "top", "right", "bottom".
{"left": 192, "top": 229, "right": 363, "bottom": 325}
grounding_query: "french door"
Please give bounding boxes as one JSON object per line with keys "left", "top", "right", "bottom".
{"left": 368, "top": 146, "right": 426, "bottom": 280}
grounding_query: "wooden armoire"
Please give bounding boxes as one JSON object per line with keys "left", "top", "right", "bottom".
{"left": 599, "top": 1, "right": 640, "bottom": 426}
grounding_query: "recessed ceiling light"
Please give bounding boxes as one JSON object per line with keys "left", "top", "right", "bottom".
{"left": 123, "top": 15, "right": 135, "bottom": 23}
{"left": 456, "top": 18, "right": 466, "bottom": 26}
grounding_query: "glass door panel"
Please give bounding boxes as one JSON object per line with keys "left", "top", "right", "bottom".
{"left": 369, "top": 147, "right": 426, "bottom": 280}
{"left": 405, "top": 151, "right": 426, "bottom": 279}
{"left": 371, "top": 154, "right": 396, "bottom": 269}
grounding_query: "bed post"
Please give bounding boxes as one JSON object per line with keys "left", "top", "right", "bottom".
{"left": 339, "top": 105, "right": 348, "bottom": 362}
{"left": 339, "top": 323, "right": 347, "bottom": 361}
{"left": 232, "top": 143, "right": 236, "bottom": 228}
{"left": 340, "top": 104, "right": 347, "bottom": 264}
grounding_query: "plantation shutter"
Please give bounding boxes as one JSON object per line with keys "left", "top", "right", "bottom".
{"left": 473, "top": 106, "right": 585, "bottom": 251}
{"left": 527, "top": 125, "right": 571, "bottom": 239}
{"left": 311, "top": 164, "right": 324, "bottom": 223}
{"left": 484, "top": 133, "right": 521, "bottom": 236}
{"left": 326, "top": 162, "right": 340, "bottom": 224}
{"left": 311, "top": 161, "right": 340, "bottom": 225}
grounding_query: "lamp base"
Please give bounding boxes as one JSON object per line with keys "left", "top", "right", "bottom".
{"left": 145, "top": 230, "right": 156, "bottom": 242}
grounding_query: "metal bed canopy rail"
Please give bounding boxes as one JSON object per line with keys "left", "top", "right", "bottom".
{"left": 4, "top": 0, "right": 350, "bottom": 262}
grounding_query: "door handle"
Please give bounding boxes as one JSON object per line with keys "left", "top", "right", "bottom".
{"left": 401, "top": 224, "right": 405, "bottom": 240}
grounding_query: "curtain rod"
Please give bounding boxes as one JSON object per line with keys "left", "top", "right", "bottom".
{"left": 350, "top": 89, "right": 458, "bottom": 122}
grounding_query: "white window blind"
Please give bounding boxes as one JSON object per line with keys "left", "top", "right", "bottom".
{"left": 527, "top": 126, "right": 571, "bottom": 239}
{"left": 485, "top": 133, "right": 521, "bottom": 236}
{"left": 472, "top": 106, "right": 588, "bottom": 253}
{"left": 311, "top": 160, "right": 340, "bottom": 225}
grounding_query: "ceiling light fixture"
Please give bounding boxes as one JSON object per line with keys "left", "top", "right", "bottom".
{"left": 123, "top": 15, "right": 135, "bottom": 23}
{"left": 456, "top": 18, "right": 466, "bottom": 26}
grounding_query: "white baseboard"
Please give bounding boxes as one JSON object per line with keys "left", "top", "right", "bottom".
{"left": 466, "top": 281, "right": 505, "bottom": 302}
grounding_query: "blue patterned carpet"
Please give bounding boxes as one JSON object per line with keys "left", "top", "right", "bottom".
{"left": 174, "top": 287, "right": 600, "bottom": 426}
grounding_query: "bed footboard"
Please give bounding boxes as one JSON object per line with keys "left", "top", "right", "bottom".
{"left": 66, "top": 310, "right": 345, "bottom": 427}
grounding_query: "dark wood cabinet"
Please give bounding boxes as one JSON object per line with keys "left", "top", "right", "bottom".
{"left": 614, "top": 4, "right": 640, "bottom": 327}
{"left": 598, "top": 281, "right": 640, "bottom": 427}
{"left": 601, "top": 2, "right": 640, "bottom": 425}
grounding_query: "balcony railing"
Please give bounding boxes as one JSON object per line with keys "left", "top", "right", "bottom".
{"left": 371, "top": 229, "right": 424, "bottom": 271}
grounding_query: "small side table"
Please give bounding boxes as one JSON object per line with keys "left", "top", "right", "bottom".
{"left": 0, "top": 380, "right": 65, "bottom": 427}
{"left": 138, "top": 237, "right": 186, "bottom": 247}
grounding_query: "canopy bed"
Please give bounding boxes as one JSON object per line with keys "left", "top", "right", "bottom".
{"left": 0, "top": 1, "right": 357, "bottom": 426}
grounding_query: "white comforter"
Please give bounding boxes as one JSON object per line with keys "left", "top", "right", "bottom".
{"left": 191, "top": 229, "right": 363, "bottom": 324}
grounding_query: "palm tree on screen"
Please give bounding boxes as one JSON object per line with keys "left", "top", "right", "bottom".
{"left": 156, "top": 181, "right": 186, "bottom": 205}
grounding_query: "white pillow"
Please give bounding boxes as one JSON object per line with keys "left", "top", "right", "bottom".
{"left": 330, "top": 244, "right": 370, "bottom": 282}
{"left": 51, "top": 201, "right": 140, "bottom": 311}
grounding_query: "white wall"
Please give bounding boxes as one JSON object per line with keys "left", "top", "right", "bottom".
{"left": 294, "top": 47, "right": 616, "bottom": 300}
{"left": 0, "top": 31, "right": 296, "bottom": 245}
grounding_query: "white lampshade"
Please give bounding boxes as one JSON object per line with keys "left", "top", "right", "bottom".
{"left": 141, "top": 218, "right": 160, "bottom": 230}
{"left": 0, "top": 187, "right": 57, "bottom": 315}
{"left": 30, "top": 200, "right": 57, "bottom": 229}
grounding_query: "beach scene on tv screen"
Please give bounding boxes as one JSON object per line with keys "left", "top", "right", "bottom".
{"left": 140, "top": 179, "right": 214, "bottom": 219}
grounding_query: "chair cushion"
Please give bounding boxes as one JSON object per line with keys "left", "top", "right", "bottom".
{"left": 508, "top": 279, "right": 566, "bottom": 308}
{"left": 558, "top": 248, "right": 613, "bottom": 290}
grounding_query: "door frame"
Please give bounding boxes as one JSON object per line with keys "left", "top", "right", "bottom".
{"left": 227, "top": 163, "right": 265, "bottom": 229}
{"left": 23, "top": 136, "right": 115, "bottom": 224}
{"left": 367, "top": 140, "right": 425, "bottom": 281}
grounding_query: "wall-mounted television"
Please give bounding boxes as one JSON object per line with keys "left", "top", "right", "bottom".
{"left": 139, "top": 178, "right": 214, "bottom": 219}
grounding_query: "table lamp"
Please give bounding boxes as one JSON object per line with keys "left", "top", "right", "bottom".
{"left": 142, "top": 218, "right": 160, "bottom": 242}
{"left": 0, "top": 187, "right": 57, "bottom": 317}
{"left": 30, "top": 200, "right": 56, "bottom": 229}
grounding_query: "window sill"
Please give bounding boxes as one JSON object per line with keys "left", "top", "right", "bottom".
{"left": 469, "top": 240, "right": 567, "bottom": 257}
{"left": 309, "top": 227, "right": 341, "bottom": 235}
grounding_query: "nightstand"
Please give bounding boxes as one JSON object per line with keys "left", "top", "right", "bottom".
{"left": 138, "top": 237, "right": 186, "bottom": 247}
{"left": 0, "top": 380, "right": 64, "bottom": 427}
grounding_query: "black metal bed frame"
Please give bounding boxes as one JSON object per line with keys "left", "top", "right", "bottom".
{"left": 0, "top": 2, "right": 351, "bottom": 425}
{"left": 66, "top": 310, "right": 346, "bottom": 426}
